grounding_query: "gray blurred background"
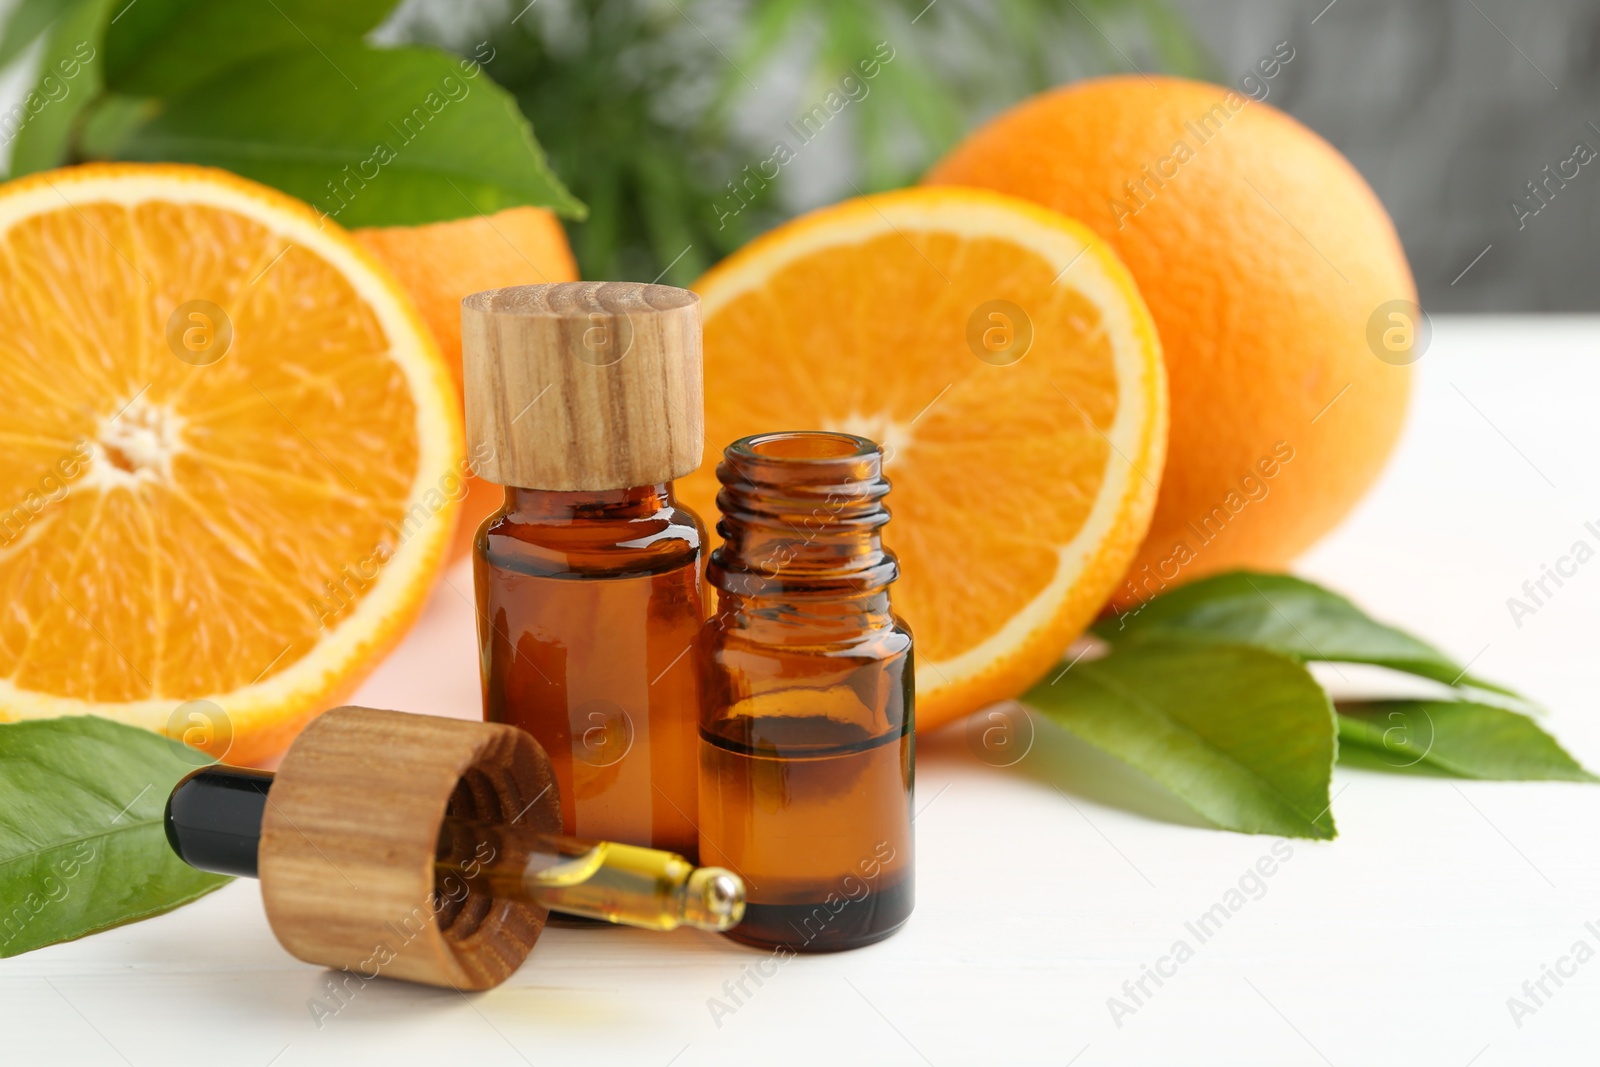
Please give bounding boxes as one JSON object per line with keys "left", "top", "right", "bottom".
{"left": 1169, "top": 0, "right": 1589, "bottom": 311}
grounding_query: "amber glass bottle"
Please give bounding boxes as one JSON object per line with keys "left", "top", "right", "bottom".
{"left": 697, "top": 431, "right": 914, "bottom": 952}
{"left": 463, "top": 282, "right": 705, "bottom": 859}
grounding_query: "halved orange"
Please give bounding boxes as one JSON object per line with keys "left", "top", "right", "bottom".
{"left": 0, "top": 163, "right": 463, "bottom": 762}
{"left": 685, "top": 187, "right": 1167, "bottom": 731}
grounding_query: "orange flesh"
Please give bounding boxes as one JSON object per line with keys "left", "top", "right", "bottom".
{"left": 0, "top": 200, "right": 419, "bottom": 703}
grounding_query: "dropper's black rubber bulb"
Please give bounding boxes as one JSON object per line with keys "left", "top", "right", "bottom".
{"left": 164, "top": 766, "right": 275, "bottom": 878}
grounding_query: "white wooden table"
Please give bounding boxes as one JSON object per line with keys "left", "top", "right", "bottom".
{"left": 6, "top": 316, "right": 1598, "bottom": 1066}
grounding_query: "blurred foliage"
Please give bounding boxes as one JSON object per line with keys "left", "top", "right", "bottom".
{"left": 0, "top": 0, "right": 1209, "bottom": 273}
{"left": 389, "top": 0, "right": 1213, "bottom": 285}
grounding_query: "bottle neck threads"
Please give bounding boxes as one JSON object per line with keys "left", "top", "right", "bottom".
{"left": 708, "top": 431, "right": 897, "bottom": 599}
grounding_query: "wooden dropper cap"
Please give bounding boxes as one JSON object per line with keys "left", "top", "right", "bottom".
{"left": 258, "top": 707, "right": 561, "bottom": 990}
{"left": 462, "top": 282, "right": 704, "bottom": 490}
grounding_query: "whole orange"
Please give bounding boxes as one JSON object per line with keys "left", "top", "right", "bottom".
{"left": 927, "top": 76, "right": 1414, "bottom": 604}
{"left": 356, "top": 207, "right": 579, "bottom": 560}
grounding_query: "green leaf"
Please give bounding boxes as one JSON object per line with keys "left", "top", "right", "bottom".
{"left": 116, "top": 41, "right": 584, "bottom": 226}
{"left": 102, "top": 0, "right": 398, "bottom": 97}
{"left": 0, "top": 0, "right": 75, "bottom": 72}
{"left": 1096, "top": 570, "right": 1520, "bottom": 698}
{"left": 0, "top": 717, "right": 228, "bottom": 958}
{"left": 1338, "top": 700, "right": 1598, "bottom": 782}
{"left": 1023, "top": 639, "right": 1338, "bottom": 839}
{"left": 5, "top": 0, "right": 110, "bottom": 176}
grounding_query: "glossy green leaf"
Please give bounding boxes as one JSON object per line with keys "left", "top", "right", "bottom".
{"left": 102, "top": 0, "right": 397, "bottom": 97}
{"left": 116, "top": 41, "right": 584, "bottom": 226}
{"left": 0, "top": 717, "right": 228, "bottom": 958}
{"left": 1096, "top": 570, "right": 1520, "bottom": 698}
{"left": 1338, "top": 700, "right": 1597, "bottom": 782}
{"left": 1023, "top": 640, "right": 1338, "bottom": 839}
{"left": 4, "top": 0, "right": 109, "bottom": 176}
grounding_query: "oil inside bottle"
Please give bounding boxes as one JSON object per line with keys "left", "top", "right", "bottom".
{"left": 477, "top": 485, "right": 702, "bottom": 859}
{"left": 698, "top": 707, "right": 913, "bottom": 952}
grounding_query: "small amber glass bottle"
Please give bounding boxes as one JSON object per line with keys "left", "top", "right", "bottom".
{"left": 697, "top": 431, "right": 914, "bottom": 952}
{"left": 463, "top": 282, "right": 705, "bottom": 859}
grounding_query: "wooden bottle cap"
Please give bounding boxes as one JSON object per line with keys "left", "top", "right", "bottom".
{"left": 258, "top": 707, "right": 561, "bottom": 991}
{"left": 462, "top": 282, "right": 704, "bottom": 490}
